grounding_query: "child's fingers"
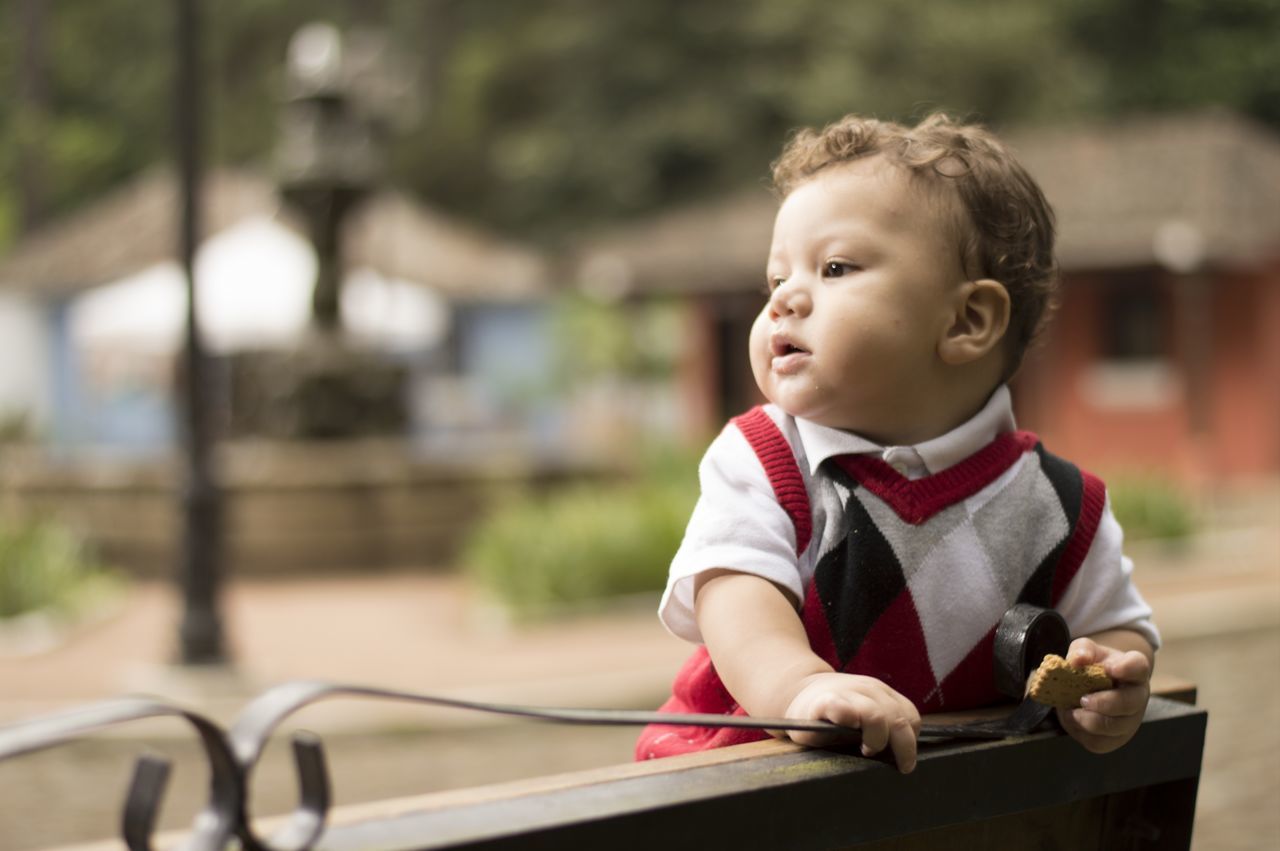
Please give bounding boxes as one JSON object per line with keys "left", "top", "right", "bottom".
{"left": 1057, "top": 705, "right": 1139, "bottom": 753}
{"left": 1068, "top": 706, "right": 1141, "bottom": 738}
{"left": 1066, "top": 636, "right": 1103, "bottom": 665}
{"left": 817, "top": 693, "right": 918, "bottom": 773}
{"left": 787, "top": 693, "right": 872, "bottom": 747}
{"left": 1059, "top": 719, "right": 1118, "bottom": 753}
{"left": 1101, "top": 650, "right": 1152, "bottom": 685}
{"left": 882, "top": 715, "right": 919, "bottom": 773}
{"left": 1055, "top": 641, "right": 1153, "bottom": 755}
{"left": 854, "top": 711, "right": 917, "bottom": 772}
{"left": 1080, "top": 683, "right": 1149, "bottom": 717}
{"left": 787, "top": 728, "right": 848, "bottom": 749}
{"left": 783, "top": 676, "right": 920, "bottom": 772}
{"left": 785, "top": 694, "right": 857, "bottom": 748}
{"left": 851, "top": 696, "right": 919, "bottom": 773}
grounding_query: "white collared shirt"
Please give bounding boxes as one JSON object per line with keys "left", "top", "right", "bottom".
{"left": 792, "top": 385, "right": 1016, "bottom": 479}
{"left": 658, "top": 386, "right": 1159, "bottom": 649}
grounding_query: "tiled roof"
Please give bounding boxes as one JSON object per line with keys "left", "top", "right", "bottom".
{"left": 344, "top": 191, "right": 548, "bottom": 302}
{"left": 6, "top": 112, "right": 1274, "bottom": 302}
{"left": 573, "top": 188, "right": 777, "bottom": 298}
{"left": 0, "top": 169, "right": 278, "bottom": 297}
{"left": 0, "top": 169, "right": 550, "bottom": 301}
{"left": 1008, "top": 109, "right": 1280, "bottom": 271}
{"left": 572, "top": 110, "right": 1280, "bottom": 296}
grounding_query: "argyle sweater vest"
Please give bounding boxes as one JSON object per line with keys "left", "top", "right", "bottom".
{"left": 635, "top": 407, "right": 1106, "bottom": 760}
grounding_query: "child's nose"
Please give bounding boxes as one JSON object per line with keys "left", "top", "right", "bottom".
{"left": 769, "top": 281, "right": 811, "bottom": 318}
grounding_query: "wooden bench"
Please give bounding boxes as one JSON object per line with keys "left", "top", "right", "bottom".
{"left": 37, "top": 679, "right": 1203, "bottom": 851}
{"left": 291, "top": 685, "right": 1203, "bottom": 850}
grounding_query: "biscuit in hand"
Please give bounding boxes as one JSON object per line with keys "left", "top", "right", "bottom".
{"left": 1027, "top": 654, "right": 1113, "bottom": 709}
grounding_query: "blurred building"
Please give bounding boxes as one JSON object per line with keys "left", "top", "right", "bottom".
{"left": 1009, "top": 111, "right": 1280, "bottom": 485}
{"left": 572, "top": 110, "right": 1280, "bottom": 485}
{"left": 0, "top": 168, "right": 566, "bottom": 575}
{"left": 2, "top": 111, "right": 1275, "bottom": 573}
{"left": 0, "top": 167, "right": 554, "bottom": 456}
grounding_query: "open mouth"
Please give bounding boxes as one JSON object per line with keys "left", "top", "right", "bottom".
{"left": 770, "top": 336, "right": 810, "bottom": 358}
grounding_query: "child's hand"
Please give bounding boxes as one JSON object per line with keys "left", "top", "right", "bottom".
{"left": 784, "top": 672, "right": 921, "bottom": 772}
{"left": 1055, "top": 637, "right": 1152, "bottom": 753}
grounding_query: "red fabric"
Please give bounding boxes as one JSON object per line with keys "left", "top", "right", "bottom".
{"left": 934, "top": 626, "right": 1002, "bottom": 711}
{"left": 841, "top": 589, "right": 936, "bottom": 705}
{"left": 832, "top": 430, "right": 1040, "bottom": 525}
{"left": 732, "top": 407, "right": 813, "bottom": 555}
{"left": 633, "top": 647, "right": 769, "bottom": 760}
{"left": 1051, "top": 470, "right": 1107, "bottom": 604}
{"left": 800, "top": 580, "right": 842, "bottom": 671}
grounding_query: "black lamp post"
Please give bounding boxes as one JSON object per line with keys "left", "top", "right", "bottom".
{"left": 175, "top": 0, "right": 225, "bottom": 665}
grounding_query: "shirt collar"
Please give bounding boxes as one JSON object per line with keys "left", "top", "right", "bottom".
{"left": 793, "top": 385, "right": 1016, "bottom": 477}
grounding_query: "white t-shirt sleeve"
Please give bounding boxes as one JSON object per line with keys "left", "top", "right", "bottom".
{"left": 1056, "top": 493, "right": 1161, "bottom": 650}
{"left": 657, "top": 423, "right": 806, "bottom": 643}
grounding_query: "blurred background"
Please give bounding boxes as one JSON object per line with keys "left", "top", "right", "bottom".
{"left": 0, "top": 1, "right": 1276, "bottom": 848}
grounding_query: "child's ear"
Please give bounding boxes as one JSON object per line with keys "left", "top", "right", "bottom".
{"left": 939, "top": 279, "right": 1010, "bottom": 365}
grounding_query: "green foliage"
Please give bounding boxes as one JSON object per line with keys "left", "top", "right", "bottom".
{"left": 0, "top": 408, "right": 36, "bottom": 443}
{"left": 1061, "top": 0, "right": 1280, "bottom": 127}
{"left": 0, "top": 517, "right": 112, "bottom": 619}
{"left": 1108, "top": 477, "right": 1197, "bottom": 542}
{"left": 462, "top": 446, "right": 699, "bottom": 617}
{"left": 0, "top": 176, "right": 14, "bottom": 248}
{"left": 0, "top": 0, "right": 1275, "bottom": 249}
{"left": 551, "top": 296, "right": 683, "bottom": 383}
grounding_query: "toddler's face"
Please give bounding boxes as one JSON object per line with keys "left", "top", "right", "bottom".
{"left": 749, "top": 157, "right": 968, "bottom": 441}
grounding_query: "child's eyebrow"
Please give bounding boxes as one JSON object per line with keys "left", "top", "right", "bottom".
{"left": 813, "top": 217, "right": 885, "bottom": 245}
{"left": 815, "top": 232, "right": 884, "bottom": 259}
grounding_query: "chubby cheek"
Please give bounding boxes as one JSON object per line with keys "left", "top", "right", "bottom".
{"left": 747, "top": 311, "right": 773, "bottom": 381}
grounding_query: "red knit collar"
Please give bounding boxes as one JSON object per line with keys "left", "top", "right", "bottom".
{"left": 831, "top": 430, "right": 1040, "bottom": 525}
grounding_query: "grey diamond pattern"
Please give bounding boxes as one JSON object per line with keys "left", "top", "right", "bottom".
{"left": 854, "top": 490, "right": 970, "bottom": 586}
{"left": 831, "top": 453, "right": 1072, "bottom": 683}
{"left": 969, "top": 453, "right": 1070, "bottom": 601}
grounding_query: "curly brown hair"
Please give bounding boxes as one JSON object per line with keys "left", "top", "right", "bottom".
{"left": 771, "top": 112, "right": 1057, "bottom": 379}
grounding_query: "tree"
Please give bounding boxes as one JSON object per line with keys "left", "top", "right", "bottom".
{"left": 0, "top": 0, "right": 1274, "bottom": 253}
{"left": 1061, "top": 0, "right": 1280, "bottom": 126}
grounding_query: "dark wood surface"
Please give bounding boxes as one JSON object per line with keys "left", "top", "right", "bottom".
{"left": 315, "top": 695, "right": 1206, "bottom": 851}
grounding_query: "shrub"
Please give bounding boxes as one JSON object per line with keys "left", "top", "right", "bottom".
{"left": 463, "top": 447, "right": 698, "bottom": 617}
{"left": 0, "top": 408, "right": 36, "bottom": 443}
{"left": 0, "top": 518, "right": 112, "bottom": 619}
{"left": 1107, "top": 476, "right": 1196, "bottom": 542}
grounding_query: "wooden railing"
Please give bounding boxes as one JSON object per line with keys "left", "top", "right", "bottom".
{"left": 303, "top": 691, "right": 1204, "bottom": 851}
{"left": 18, "top": 679, "right": 1204, "bottom": 851}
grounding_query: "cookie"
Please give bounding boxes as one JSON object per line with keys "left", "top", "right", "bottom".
{"left": 1026, "top": 654, "right": 1113, "bottom": 709}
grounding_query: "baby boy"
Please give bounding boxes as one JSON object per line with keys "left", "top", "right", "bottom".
{"left": 637, "top": 113, "right": 1159, "bottom": 773}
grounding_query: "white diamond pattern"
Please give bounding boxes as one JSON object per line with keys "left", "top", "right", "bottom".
{"left": 845, "top": 452, "right": 1072, "bottom": 685}
{"left": 905, "top": 519, "right": 1010, "bottom": 680}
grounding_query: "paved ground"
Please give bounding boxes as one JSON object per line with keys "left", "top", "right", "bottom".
{"left": 0, "top": 520, "right": 1276, "bottom": 849}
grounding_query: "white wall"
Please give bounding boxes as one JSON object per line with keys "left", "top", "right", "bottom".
{"left": 0, "top": 292, "right": 51, "bottom": 432}
{"left": 65, "top": 215, "right": 448, "bottom": 355}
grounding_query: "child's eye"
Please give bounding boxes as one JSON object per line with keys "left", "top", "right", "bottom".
{"left": 823, "top": 261, "right": 859, "bottom": 278}
{"left": 764, "top": 275, "right": 786, "bottom": 294}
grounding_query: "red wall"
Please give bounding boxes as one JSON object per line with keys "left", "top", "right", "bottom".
{"left": 679, "top": 262, "right": 1280, "bottom": 485}
{"left": 1015, "top": 262, "right": 1280, "bottom": 484}
{"left": 1211, "top": 270, "right": 1280, "bottom": 476}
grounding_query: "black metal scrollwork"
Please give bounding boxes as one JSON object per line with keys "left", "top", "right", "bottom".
{"left": 0, "top": 696, "right": 241, "bottom": 851}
